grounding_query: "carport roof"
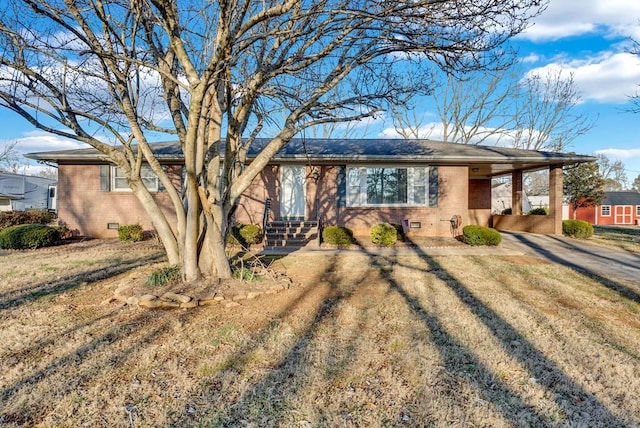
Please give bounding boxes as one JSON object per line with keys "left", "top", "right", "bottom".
{"left": 26, "top": 138, "right": 596, "bottom": 178}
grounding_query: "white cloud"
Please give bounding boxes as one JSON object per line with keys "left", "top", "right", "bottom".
{"left": 520, "top": 53, "right": 543, "bottom": 64}
{"left": 378, "top": 121, "right": 526, "bottom": 147}
{"left": 595, "top": 147, "right": 640, "bottom": 160}
{"left": 526, "top": 52, "right": 640, "bottom": 103}
{"left": 520, "top": 0, "right": 640, "bottom": 41}
{"left": 2, "top": 130, "right": 88, "bottom": 156}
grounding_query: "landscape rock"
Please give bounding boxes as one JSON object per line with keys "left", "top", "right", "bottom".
{"left": 126, "top": 296, "right": 140, "bottom": 306}
{"left": 246, "top": 291, "right": 262, "bottom": 299}
{"left": 161, "top": 292, "right": 192, "bottom": 303}
{"left": 139, "top": 298, "right": 165, "bottom": 309}
{"left": 180, "top": 300, "right": 199, "bottom": 309}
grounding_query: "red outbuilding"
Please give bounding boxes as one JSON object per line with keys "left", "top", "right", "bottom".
{"left": 570, "top": 191, "right": 640, "bottom": 226}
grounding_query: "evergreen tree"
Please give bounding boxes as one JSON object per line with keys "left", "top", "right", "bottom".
{"left": 564, "top": 162, "right": 606, "bottom": 219}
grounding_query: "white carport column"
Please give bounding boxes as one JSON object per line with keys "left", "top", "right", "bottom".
{"left": 511, "top": 170, "right": 523, "bottom": 216}
{"left": 549, "top": 164, "right": 563, "bottom": 235}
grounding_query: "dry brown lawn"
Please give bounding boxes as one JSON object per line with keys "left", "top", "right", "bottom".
{"left": 1, "top": 238, "right": 639, "bottom": 427}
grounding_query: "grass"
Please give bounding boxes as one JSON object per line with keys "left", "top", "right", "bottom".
{"left": 592, "top": 225, "right": 640, "bottom": 253}
{"left": 0, "top": 237, "right": 639, "bottom": 426}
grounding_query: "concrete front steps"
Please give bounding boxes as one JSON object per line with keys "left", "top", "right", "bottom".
{"left": 263, "top": 220, "right": 319, "bottom": 250}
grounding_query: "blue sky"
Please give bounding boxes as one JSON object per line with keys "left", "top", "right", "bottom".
{"left": 2, "top": 0, "right": 640, "bottom": 183}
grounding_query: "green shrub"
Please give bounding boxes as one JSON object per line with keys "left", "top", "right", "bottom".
{"left": 233, "top": 266, "right": 260, "bottom": 281}
{"left": 146, "top": 265, "right": 181, "bottom": 287}
{"left": 528, "top": 207, "right": 549, "bottom": 215}
{"left": 462, "top": 225, "right": 502, "bottom": 246}
{"left": 117, "top": 224, "right": 144, "bottom": 242}
{"left": 0, "top": 224, "right": 60, "bottom": 249}
{"left": 562, "top": 219, "right": 594, "bottom": 239}
{"left": 322, "top": 226, "right": 355, "bottom": 246}
{"left": 0, "top": 210, "right": 54, "bottom": 229}
{"left": 228, "top": 224, "right": 262, "bottom": 247}
{"left": 370, "top": 222, "right": 398, "bottom": 246}
{"left": 239, "top": 224, "right": 262, "bottom": 245}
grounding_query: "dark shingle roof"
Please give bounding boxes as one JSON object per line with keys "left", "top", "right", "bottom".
{"left": 603, "top": 191, "right": 640, "bottom": 206}
{"left": 25, "top": 138, "right": 595, "bottom": 177}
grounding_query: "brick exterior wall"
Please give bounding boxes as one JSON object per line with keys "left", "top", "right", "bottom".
{"left": 61, "top": 162, "right": 487, "bottom": 239}
{"left": 58, "top": 164, "right": 179, "bottom": 238}
{"left": 237, "top": 164, "right": 472, "bottom": 237}
{"left": 468, "top": 178, "right": 492, "bottom": 228}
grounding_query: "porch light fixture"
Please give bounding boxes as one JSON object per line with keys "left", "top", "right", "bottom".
{"left": 471, "top": 167, "right": 480, "bottom": 172}
{"left": 311, "top": 169, "right": 320, "bottom": 182}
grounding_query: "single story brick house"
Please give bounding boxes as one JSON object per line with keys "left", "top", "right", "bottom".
{"left": 26, "top": 139, "right": 594, "bottom": 239}
{"left": 569, "top": 191, "right": 640, "bottom": 226}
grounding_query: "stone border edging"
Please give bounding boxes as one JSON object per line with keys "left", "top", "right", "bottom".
{"left": 107, "top": 280, "right": 292, "bottom": 310}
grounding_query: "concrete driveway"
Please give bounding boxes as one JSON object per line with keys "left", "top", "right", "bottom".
{"left": 500, "top": 232, "right": 640, "bottom": 292}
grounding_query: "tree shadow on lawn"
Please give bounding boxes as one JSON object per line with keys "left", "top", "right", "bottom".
{"left": 0, "top": 309, "right": 186, "bottom": 426}
{"left": 180, "top": 248, "right": 566, "bottom": 426}
{"left": 188, "top": 253, "right": 379, "bottom": 425}
{"left": 512, "top": 233, "right": 640, "bottom": 304}
{"left": 0, "top": 252, "right": 165, "bottom": 310}
{"left": 380, "top": 240, "right": 627, "bottom": 426}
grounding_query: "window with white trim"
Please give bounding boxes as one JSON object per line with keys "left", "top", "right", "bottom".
{"left": 636, "top": 205, "right": 640, "bottom": 216}
{"left": 111, "top": 165, "right": 159, "bottom": 192}
{"left": 601, "top": 205, "right": 611, "bottom": 216}
{"left": 347, "top": 166, "right": 428, "bottom": 207}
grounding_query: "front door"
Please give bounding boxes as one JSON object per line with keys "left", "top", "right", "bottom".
{"left": 281, "top": 165, "right": 306, "bottom": 220}
{"left": 615, "top": 205, "right": 632, "bottom": 224}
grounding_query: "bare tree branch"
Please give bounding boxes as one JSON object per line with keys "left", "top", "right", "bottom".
{"left": 0, "top": 0, "right": 546, "bottom": 282}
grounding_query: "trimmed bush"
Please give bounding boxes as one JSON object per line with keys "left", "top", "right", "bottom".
{"left": 370, "top": 222, "right": 398, "bottom": 246}
{"left": 117, "top": 224, "right": 144, "bottom": 242}
{"left": 462, "top": 225, "right": 502, "bottom": 246}
{"left": 528, "top": 207, "right": 549, "bottom": 215}
{"left": 0, "top": 224, "right": 60, "bottom": 249}
{"left": 0, "top": 210, "right": 54, "bottom": 229}
{"left": 239, "top": 224, "right": 262, "bottom": 245}
{"left": 228, "top": 224, "right": 262, "bottom": 247}
{"left": 322, "top": 226, "right": 355, "bottom": 246}
{"left": 562, "top": 219, "right": 594, "bottom": 239}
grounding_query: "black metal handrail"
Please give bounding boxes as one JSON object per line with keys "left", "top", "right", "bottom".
{"left": 315, "top": 197, "right": 323, "bottom": 246}
{"left": 262, "top": 197, "right": 271, "bottom": 241}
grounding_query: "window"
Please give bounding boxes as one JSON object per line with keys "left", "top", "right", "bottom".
{"left": 636, "top": 205, "right": 640, "bottom": 217}
{"left": 347, "top": 166, "right": 428, "bottom": 206}
{"left": 111, "top": 165, "right": 159, "bottom": 192}
{"left": 601, "top": 205, "right": 611, "bottom": 216}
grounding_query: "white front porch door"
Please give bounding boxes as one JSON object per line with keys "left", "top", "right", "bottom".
{"left": 615, "top": 205, "right": 632, "bottom": 224}
{"left": 281, "top": 165, "right": 306, "bottom": 220}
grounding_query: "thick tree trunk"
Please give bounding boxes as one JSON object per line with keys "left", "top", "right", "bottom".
{"left": 198, "top": 223, "right": 232, "bottom": 279}
{"left": 183, "top": 178, "right": 202, "bottom": 282}
{"left": 130, "top": 181, "right": 180, "bottom": 264}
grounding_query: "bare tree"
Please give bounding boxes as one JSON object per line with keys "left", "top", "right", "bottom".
{"left": 0, "top": 141, "right": 19, "bottom": 171}
{"left": 392, "top": 68, "right": 519, "bottom": 144}
{"left": 0, "top": 0, "right": 544, "bottom": 283}
{"left": 596, "top": 154, "right": 628, "bottom": 191}
{"left": 513, "top": 69, "right": 594, "bottom": 151}
{"left": 391, "top": 66, "right": 593, "bottom": 152}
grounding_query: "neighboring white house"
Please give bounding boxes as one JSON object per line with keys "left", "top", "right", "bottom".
{"left": 0, "top": 172, "right": 57, "bottom": 212}
{"left": 491, "top": 182, "right": 532, "bottom": 214}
